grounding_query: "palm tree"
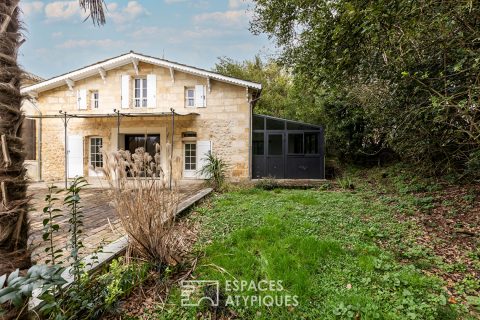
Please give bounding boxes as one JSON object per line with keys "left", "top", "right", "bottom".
{"left": 0, "top": 0, "right": 106, "bottom": 276}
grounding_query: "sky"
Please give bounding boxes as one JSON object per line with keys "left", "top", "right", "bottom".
{"left": 19, "top": 0, "right": 273, "bottom": 79}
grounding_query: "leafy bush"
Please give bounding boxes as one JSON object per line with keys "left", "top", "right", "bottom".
{"left": 198, "top": 151, "right": 228, "bottom": 191}
{"left": 318, "top": 182, "right": 333, "bottom": 190}
{"left": 64, "top": 177, "right": 88, "bottom": 280}
{"left": 0, "top": 265, "right": 66, "bottom": 315}
{"left": 42, "top": 185, "right": 63, "bottom": 265}
{"left": 466, "top": 150, "right": 480, "bottom": 179}
{"left": 40, "top": 258, "right": 150, "bottom": 319}
{"left": 254, "top": 176, "right": 278, "bottom": 190}
{"left": 337, "top": 176, "right": 355, "bottom": 190}
{"left": 251, "top": 0, "right": 480, "bottom": 178}
{"left": 0, "top": 175, "right": 155, "bottom": 320}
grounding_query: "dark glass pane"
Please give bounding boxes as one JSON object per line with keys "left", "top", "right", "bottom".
{"left": 268, "top": 134, "right": 283, "bottom": 155}
{"left": 145, "top": 135, "right": 160, "bottom": 155}
{"left": 288, "top": 133, "right": 303, "bottom": 154}
{"left": 253, "top": 132, "right": 264, "bottom": 155}
{"left": 266, "top": 118, "right": 285, "bottom": 130}
{"left": 287, "top": 121, "right": 320, "bottom": 131}
{"left": 253, "top": 115, "right": 264, "bottom": 130}
{"left": 304, "top": 133, "right": 319, "bottom": 154}
{"left": 125, "top": 134, "right": 159, "bottom": 155}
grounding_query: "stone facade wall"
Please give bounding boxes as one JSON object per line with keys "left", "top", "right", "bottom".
{"left": 32, "top": 61, "right": 252, "bottom": 182}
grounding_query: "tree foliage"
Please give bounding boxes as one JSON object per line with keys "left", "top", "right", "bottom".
{"left": 251, "top": 0, "right": 480, "bottom": 176}
{"left": 214, "top": 56, "right": 296, "bottom": 118}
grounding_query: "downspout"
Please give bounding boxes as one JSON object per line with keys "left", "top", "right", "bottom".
{"left": 170, "top": 108, "right": 174, "bottom": 190}
{"left": 248, "top": 91, "right": 262, "bottom": 180}
{"left": 30, "top": 98, "right": 42, "bottom": 181}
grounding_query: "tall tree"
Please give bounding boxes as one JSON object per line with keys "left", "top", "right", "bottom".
{"left": 0, "top": 0, "right": 106, "bottom": 276}
{"left": 251, "top": 0, "right": 480, "bottom": 175}
{"left": 213, "top": 56, "right": 319, "bottom": 122}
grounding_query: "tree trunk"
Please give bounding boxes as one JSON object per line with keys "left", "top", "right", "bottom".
{"left": 0, "top": 0, "right": 31, "bottom": 276}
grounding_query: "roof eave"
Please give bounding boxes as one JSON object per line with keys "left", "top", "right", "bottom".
{"left": 21, "top": 52, "right": 262, "bottom": 94}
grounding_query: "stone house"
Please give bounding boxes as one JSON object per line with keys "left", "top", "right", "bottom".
{"left": 21, "top": 52, "right": 325, "bottom": 183}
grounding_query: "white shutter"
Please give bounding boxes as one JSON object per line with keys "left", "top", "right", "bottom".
{"left": 147, "top": 74, "right": 157, "bottom": 108}
{"left": 196, "top": 140, "right": 212, "bottom": 178}
{"left": 121, "top": 75, "right": 130, "bottom": 109}
{"left": 77, "top": 89, "right": 87, "bottom": 110}
{"left": 194, "top": 84, "right": 206, "bottom": 108}
{"left": 67, "top": 135, "right": 84, "bottom": 178}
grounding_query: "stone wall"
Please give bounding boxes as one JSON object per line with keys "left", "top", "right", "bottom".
{"left": 32, "top": 61, "right": 252, "bottom": 182}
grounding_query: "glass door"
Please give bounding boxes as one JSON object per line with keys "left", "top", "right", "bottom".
{"left": 267, "top": 133, "right": 284, "bottom": 178}
{"left": 183, "top": 142, "right": 197, "bottom": 178}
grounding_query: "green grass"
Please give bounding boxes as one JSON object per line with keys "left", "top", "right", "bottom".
{"left": 143, "top": 187, "right": 464, "bottom": 320}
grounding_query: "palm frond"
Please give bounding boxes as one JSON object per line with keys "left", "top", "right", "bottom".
{"left": 79, "top": 0, "right": 106, "bottom": 26}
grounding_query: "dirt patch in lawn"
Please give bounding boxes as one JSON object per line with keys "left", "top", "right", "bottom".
{"left": 409, "top": 184, "right": 480, "bottom": 294}
{"left": 354, "top": 168, "right": 479, "bottom": 308}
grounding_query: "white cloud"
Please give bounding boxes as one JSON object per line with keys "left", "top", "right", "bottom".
{"left": 164, "top": 0, "right": 188, "bottom": 3}
{"left": 228, "top": 0, "right": 252, "bottom": 9}
{"left": 128, "top": 26, "right": 163, "bottom": 38}
{"left": 108, "top": 1, "right": 148, "bottom": 24}
{"left": 128, "top": 26, "right": 230, "bottom": 43}
{"left": 106, "top": 2, "right": 118, "bottom": 11}
{"left": 44, "top": 1, "right": 146, "bottom": 24}
{"left": 56, "top": 39, "right": 125, "bottom": 49}
{"left": 51, "top": 31, "right": 63, "bottom": 38}
{"left": 21, "top": 1, "right": 44, "bottom": 16}
{"left": 44, "top": 1, "right": 83, "bottom": 21}
{"left": 181, "top": 27, "right": 230, "bottom": 40}
{"left": 193, "top": 10, "right": 250, "bottom": 28}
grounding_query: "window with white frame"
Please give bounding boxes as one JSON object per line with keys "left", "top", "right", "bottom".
{"left": 90, "top": 137, "right": 103, "bottom": 169}
{"left": 185, "top": 87, "right": 195, "bottom": 107}
{"left": 134, "top": 78, "right": 147, "bottom": 108}
{"left": 184, "top": 143, "right": 196, "bottom": 170}
{"left": 91, "top": 90, "right": 99, "bottom": 109}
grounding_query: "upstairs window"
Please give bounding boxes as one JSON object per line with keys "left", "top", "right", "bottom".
{"left": 185, "top": 88, "right": 195, "bottom": 107}
{"left": 91, "top": 90, "right": 99, "bottom": 109}
{"left": 134, "top": 78, "right": 147, "bottom": 108}
{"left": 185, "top": 85, "right": 206, "bottom": 108}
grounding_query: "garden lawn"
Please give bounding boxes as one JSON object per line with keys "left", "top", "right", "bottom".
{"left": 148, "top": 188, "right": 463, "bottom": 320}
